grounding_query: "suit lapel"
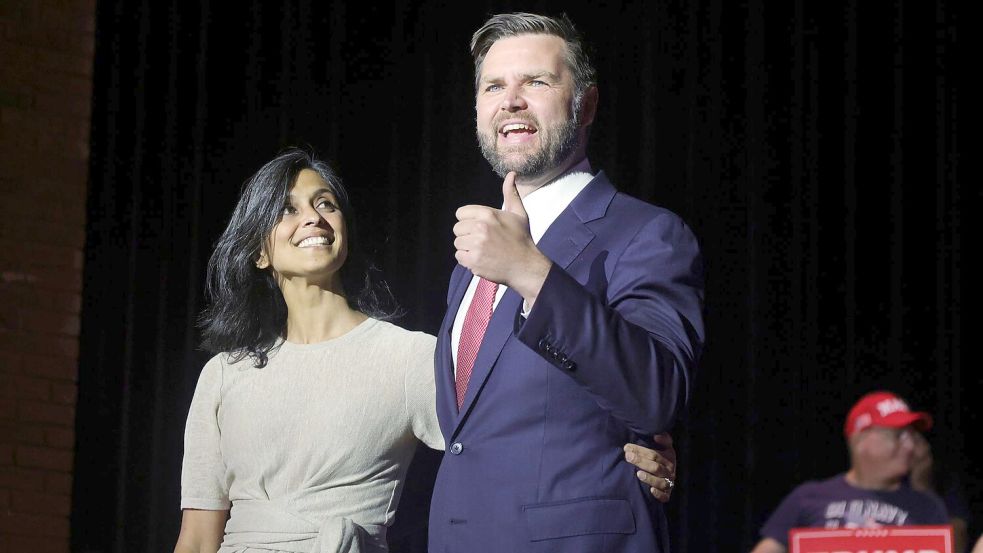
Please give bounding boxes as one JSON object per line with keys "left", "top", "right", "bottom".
{"left": 449, "top": 172, "right": 617, "bottom": 437}
{"left": 437, "top": 265, "right": 473, "bottom": 433}
{"left": 526, "top": 171, "right": 615, "bottom": 275}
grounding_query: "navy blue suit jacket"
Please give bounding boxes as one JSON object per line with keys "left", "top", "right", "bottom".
{"left": 429, "top": 172, "right": 705, "bottom": 553}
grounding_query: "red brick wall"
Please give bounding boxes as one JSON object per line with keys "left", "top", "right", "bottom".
{"left": 0, "top": 1, "right": 95, "bottom": 551}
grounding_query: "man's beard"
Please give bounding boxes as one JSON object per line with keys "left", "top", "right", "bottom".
{"left": 477, "top": 113, "right": 580, "bottom": 179}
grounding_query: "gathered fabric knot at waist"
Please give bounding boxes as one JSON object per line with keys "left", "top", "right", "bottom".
{"left": 222, "top": 499, "right": 387, "bottom": 553}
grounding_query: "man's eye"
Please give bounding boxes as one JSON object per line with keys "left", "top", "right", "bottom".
{"left": 485, "top": 84, "right": 503, "bottom": 92}
{"left": 316, "top": 199, "right": 337, "bottom": 211}
{"left": 529, "top": 80, "right": 547, "bottom": 87}
{"left": 282, "top": 205, "right": 297, "bottom": 215}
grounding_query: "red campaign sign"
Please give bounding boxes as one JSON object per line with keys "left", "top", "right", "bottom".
{"left": 789, "top": 525, "right": 953, "bottom": 553}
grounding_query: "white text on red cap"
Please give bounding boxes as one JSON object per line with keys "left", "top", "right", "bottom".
{"left": 876, "top": 398, "right": 909, "bottom": 417}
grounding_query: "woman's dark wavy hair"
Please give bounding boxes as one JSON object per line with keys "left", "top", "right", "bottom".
{"left": 198, "top": 147, "right": 401, "bottom": 367}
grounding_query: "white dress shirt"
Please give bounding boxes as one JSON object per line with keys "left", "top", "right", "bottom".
{"left": 451, "top": 158, "right": 594, "bottom": 374}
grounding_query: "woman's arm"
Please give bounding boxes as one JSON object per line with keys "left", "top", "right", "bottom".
{"left": 750, "top": 537, "right": 787, "bottom": 553}
{"left": 173, "top": 509, "right": 228, "bottom": 553}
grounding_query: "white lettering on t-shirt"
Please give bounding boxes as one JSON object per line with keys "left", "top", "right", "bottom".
{"left": 826, "top": 501, "right": 847, "bottom": 518}
{"left": 826, "top": 499, "right": 911, "bottom": 528}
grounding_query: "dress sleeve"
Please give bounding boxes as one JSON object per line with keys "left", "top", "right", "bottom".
{"left": 180, "top": 355, "right": 231, "bottom": 510}
{"left": 404, "top": 333, "right": 444, "bottom": 451}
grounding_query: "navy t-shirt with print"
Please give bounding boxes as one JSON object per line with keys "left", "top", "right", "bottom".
{"left": 760, "top": 474, "right": 949, "bottom": 546}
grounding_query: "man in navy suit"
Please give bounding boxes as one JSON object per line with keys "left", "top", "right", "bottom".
{"left": 429, "top": 12, "right": 705, "bottom": 553}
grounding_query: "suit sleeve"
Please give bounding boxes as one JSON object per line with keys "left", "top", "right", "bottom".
{"left": 515, "top": 211, "right": 704, "bottom": 436}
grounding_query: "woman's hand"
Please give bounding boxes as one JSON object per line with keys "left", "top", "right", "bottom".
{"left": 624, "top": 432, "right": 677, "bottom": 503}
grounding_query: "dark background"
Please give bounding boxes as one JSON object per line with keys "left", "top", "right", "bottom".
{"left": 70, "top": 1, "right": 976, "bottom": 552}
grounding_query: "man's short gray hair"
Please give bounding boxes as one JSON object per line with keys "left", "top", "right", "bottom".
{"left": 470, "top": 12, "right": 597, "bottom": 101}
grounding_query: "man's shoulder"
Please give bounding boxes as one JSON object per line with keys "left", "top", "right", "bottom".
{"left": 601, "top": 189, "right": 698, "bottom": 249}
{"left": 786, "top": 474, "right": 849, "bottom": 499}
{"left": 591, "top": 174, "right": 691, "bottom": 229}
{"left": 917, "top": 489, "right": 951, "bottom": 521}
{"left": 611, "top": 190, "right": 680, "bottom": 218}
{"left": 570, "top": 172, "right": 701, "bottom": 257}
{"left": 898, "top": 482, "right": 949, "bottom": 513}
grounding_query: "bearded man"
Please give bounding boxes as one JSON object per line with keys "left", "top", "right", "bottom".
{"left": 428, "top": 12, "right": 705, "bottom": 553}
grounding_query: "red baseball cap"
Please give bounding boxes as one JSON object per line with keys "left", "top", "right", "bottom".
{"left": 843, "top": 391, "right": 933, "bottom": 439}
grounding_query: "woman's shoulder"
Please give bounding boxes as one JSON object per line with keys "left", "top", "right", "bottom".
{"left": 195, "top": 350, "right": 263, "bottom": 387}
{"left": 367, "top": 318, "right": 437, "bottom": 350}
{"left": 198, "top": 352, "right": 227, "bottom": 378}
{"left": 188, "top": 352, "right": 235, "bottom": 401}
{"left": 203, "top": 349, "right": 260, "bottom": 370}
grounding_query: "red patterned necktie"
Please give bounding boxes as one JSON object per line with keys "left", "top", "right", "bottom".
{"left": 455, "top": 277, "right": 499, "bottom": 409}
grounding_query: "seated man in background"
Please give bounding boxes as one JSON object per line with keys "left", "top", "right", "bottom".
{"left": 750, "top": 390, "right": 949, "bottom": 553}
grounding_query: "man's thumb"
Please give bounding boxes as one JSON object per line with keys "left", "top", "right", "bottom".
{"left": 502, "top": 171, "right": 527, "bottom": 217}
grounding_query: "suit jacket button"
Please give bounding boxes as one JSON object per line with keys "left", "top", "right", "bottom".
{"left": 450, "top": 442, "right": 464, "bottom": 455}
{"left": 562, "top": 360, "right": 577, "bottom": 372}
{"left": 538, "top": 338, "right": 550, "bottom": 352}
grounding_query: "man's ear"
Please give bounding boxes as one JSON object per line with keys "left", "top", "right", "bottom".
{"left": 578, "top": 85, "right": 599, "bottom": 128}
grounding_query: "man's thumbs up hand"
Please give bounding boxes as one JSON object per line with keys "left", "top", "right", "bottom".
{"left": 453, "top": 171, "right": 551, "bottom": 304}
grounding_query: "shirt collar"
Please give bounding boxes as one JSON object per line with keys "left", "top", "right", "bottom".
{"left": 520, "top": 158, "right": 594, "bottom": 243}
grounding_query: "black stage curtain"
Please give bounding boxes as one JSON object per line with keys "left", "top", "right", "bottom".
{"left": 72, "top": 1, "right": 974, "bottom": 552}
